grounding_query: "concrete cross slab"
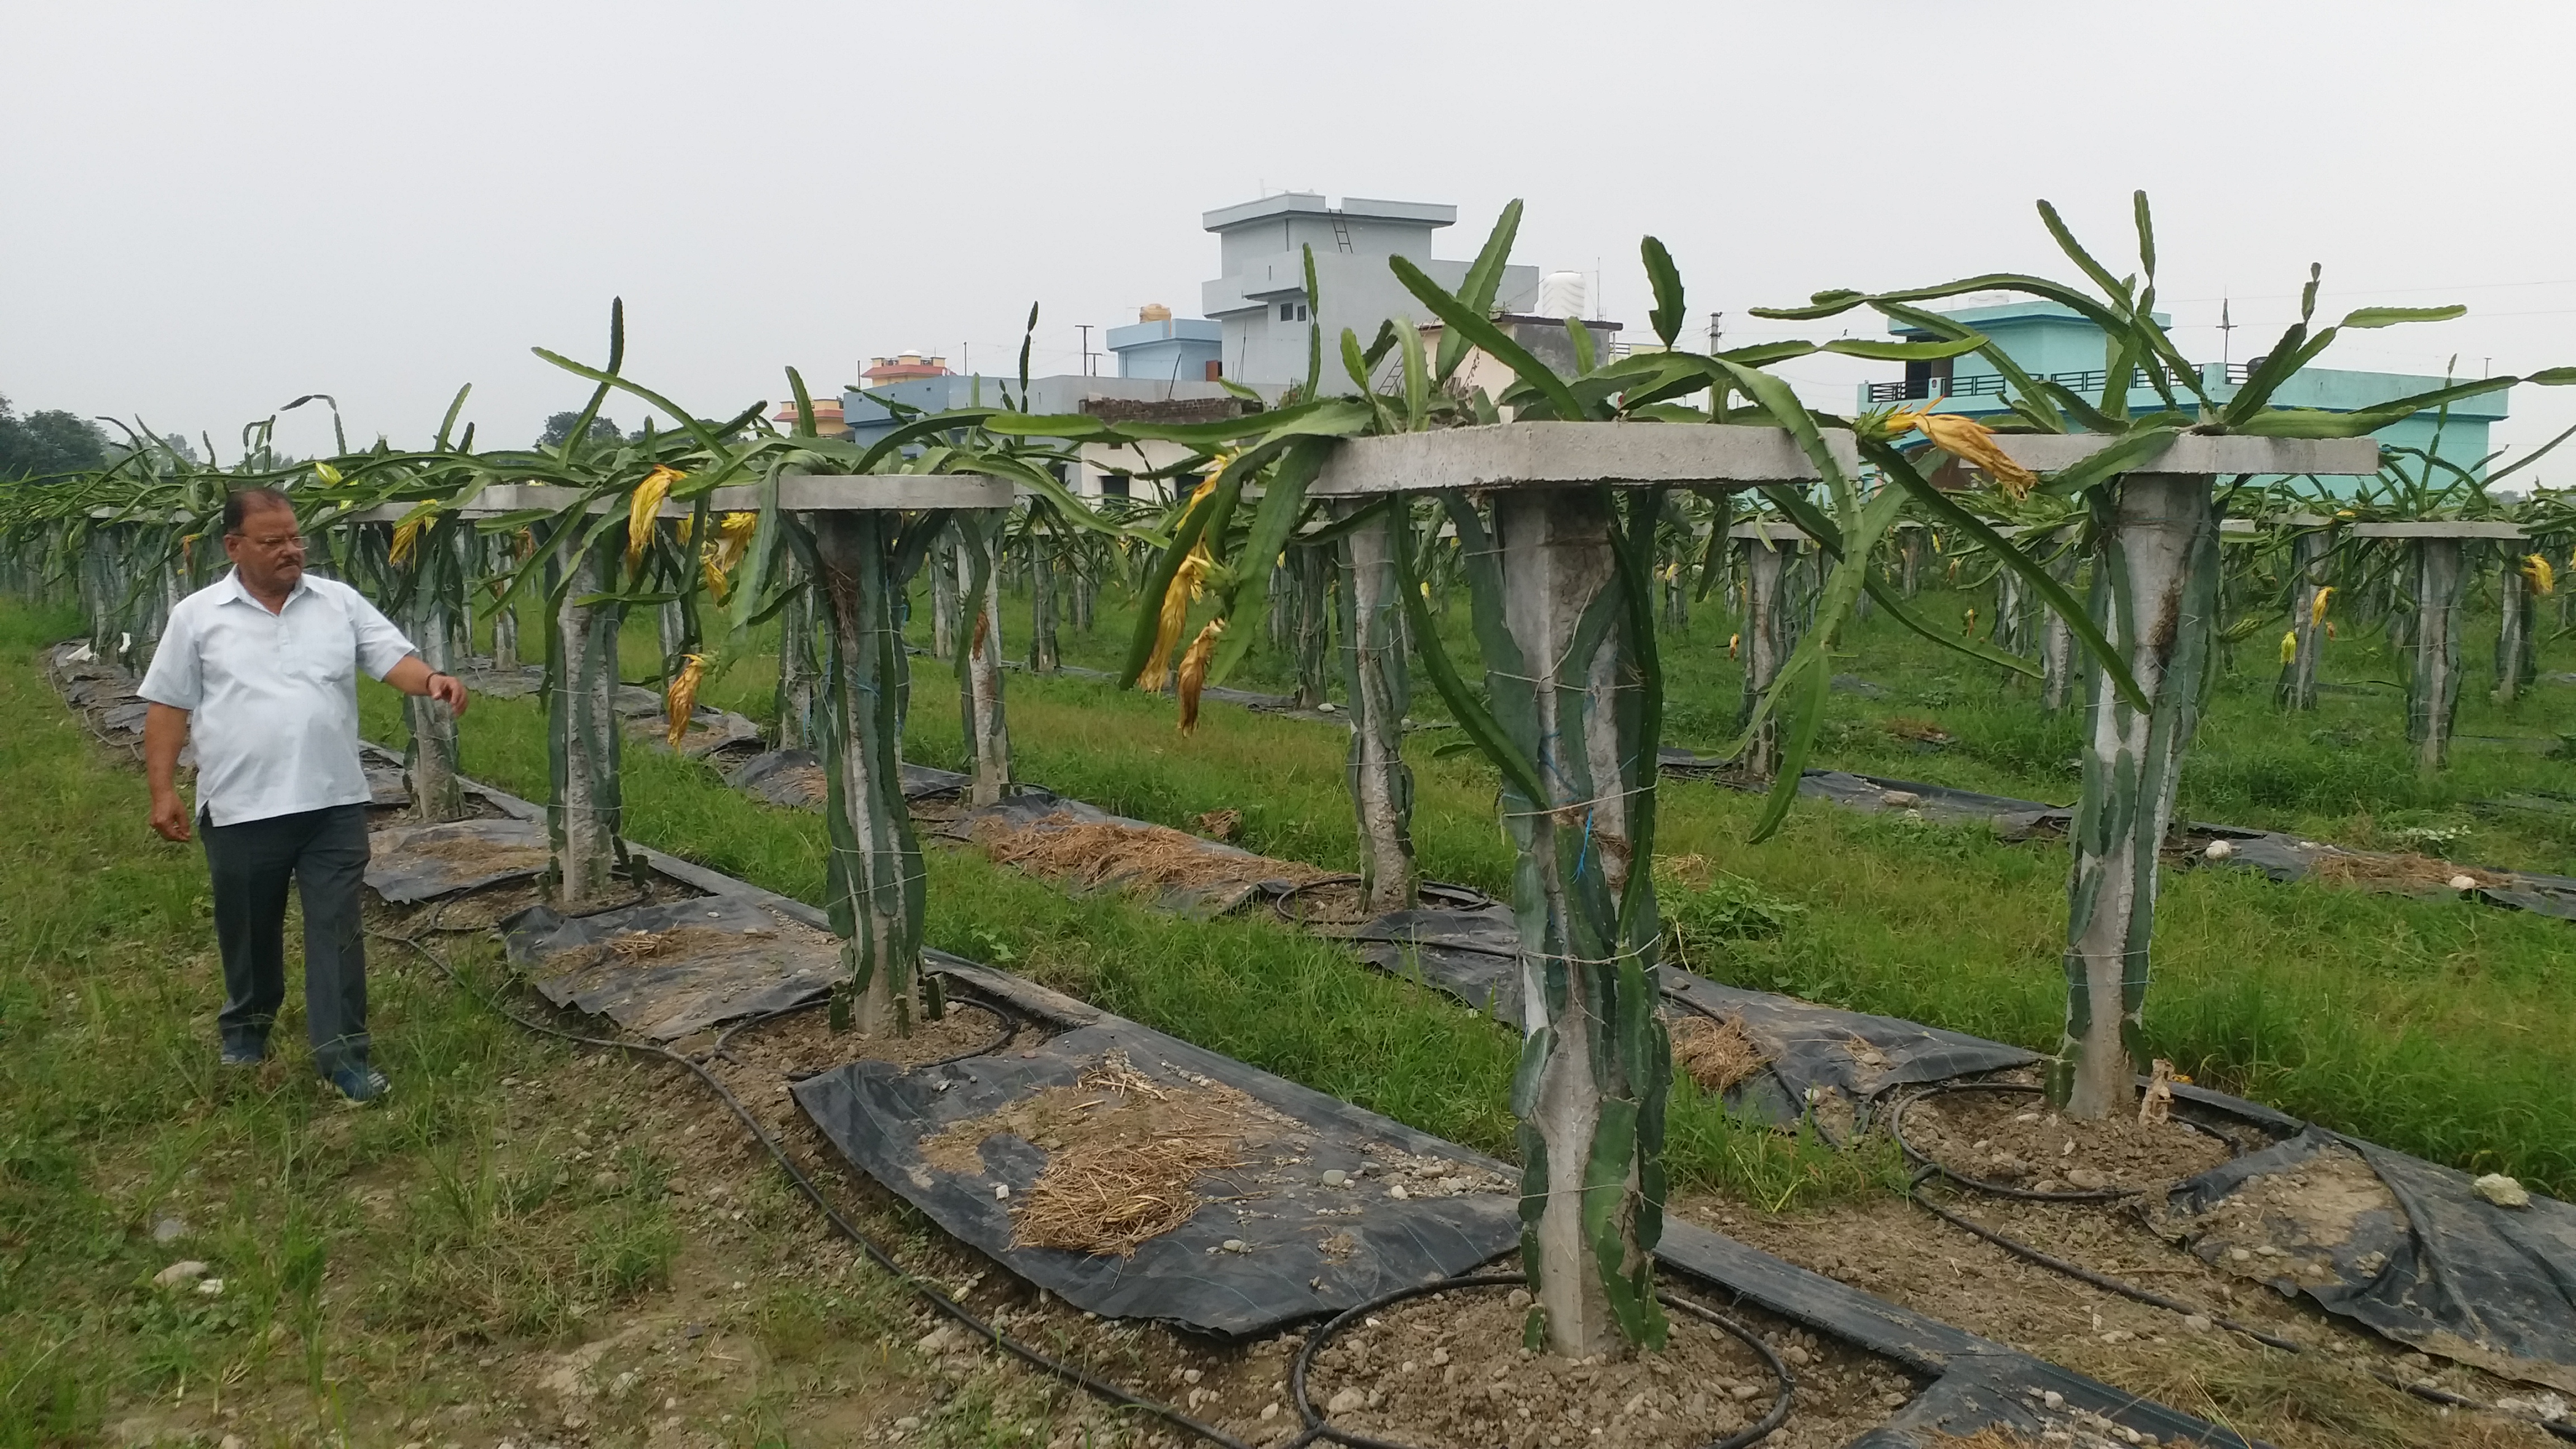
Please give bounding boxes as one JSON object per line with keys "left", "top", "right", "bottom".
{"left": 1308, "top": 422, "right": 1860, "bottom": 498}
{"left": 2348, "top": 520, "right": 2527, "bottom": 539}
{"left": 1988, "top": 434, "right": 2381, "bottom": 477}
{"left": 705, "top": 473, "right": 1015, "bottom": 512}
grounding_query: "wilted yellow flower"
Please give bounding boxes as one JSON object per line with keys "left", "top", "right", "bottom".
{"left": 179, "top": 534, "right": 197, "bottom": 568}
{"left": 665, "top": 654, "right": 705, "bottom": 749}
{"left": 2309, "top": 585, "right": 2334, "bottom": 628}
{"left": 626, "top": 466, "right": 683, "bottom": 572}
{"left": 1886, "top": 405, "right": 2039, "bottom": 499}
{"left": 700, "top": 551, "right": 731, "bottom": 604}
{"left": 513, "top": 527, "right": 537, "bottom": 561}
{"left": 1177, "top": 619, "right": 1224, "bottom": 734}
{"left": 2279, "top": 630, "right": 2298, "bottom": 666}
{"left": 2523, "top": 555, "right": 2556, "bottom": 596}
{"left": 712, "top": 511, "right": 759, "bottom": 573}
{"left": 1727, "top": 632, "right": 1740, "bottom": 660}
{"left": 1143, "top": 542, "right": 1216, "bottom": 689}
{"left": 389, "top": 518, "right": 424, "bottom": 567}
{"left": 1962, "top": 605, "right": 1978, "bottom": 635}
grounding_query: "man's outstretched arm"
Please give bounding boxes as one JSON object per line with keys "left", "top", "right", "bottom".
{"left": 381, "top": 655, "right": 468, "bottom": 717}
{"left": 144, "top": 703, "right": 192, "bottom": 842}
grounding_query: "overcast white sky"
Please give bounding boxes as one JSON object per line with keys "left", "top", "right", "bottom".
{"left": 8, "top": 1, "right": 2575, "bottom": 475}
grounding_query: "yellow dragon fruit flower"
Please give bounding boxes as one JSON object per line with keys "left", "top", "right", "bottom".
{"left": 665, "top": 654, "right": 705, "bottom": 749}
{"left": 1885, "top": 405, "right": 2040, "bottom": 499}
{"left": 626, "top": 466, "right": 683, "bottom": 572}
{"left": 2279, "top": 630, "right": 2298, "bottom": 666}
{"left": 1177, "top": 619, "right": 1224, "bottom": 734}
{"left": 1143, "top": 542, "right": 1216, "bottom": 689}
{"left": 389, "top": 518, "right": 425, "bottom": 567}
{"left": 700, "top": 551, "right": 731, "bottom": 604}
{"left": 2309, "top": 585, "right": 2334, "bottom": 628}
{"left": 2523, "top": 554, "right": 2556, "bottom": 596}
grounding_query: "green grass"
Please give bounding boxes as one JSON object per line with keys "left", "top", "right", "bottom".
{"left": 445, "top": 575, "right": 2576, "bottom": 1197}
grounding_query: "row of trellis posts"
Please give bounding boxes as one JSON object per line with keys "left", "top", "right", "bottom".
{"left": 35, "top": 415, "right": 2575, "bottom": 1358}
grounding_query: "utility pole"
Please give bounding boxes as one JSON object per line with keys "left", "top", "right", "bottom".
{"left": 2218, "top": 297, "right": 2234, "bottom": 371}
{"left": 1707, "top": 311, "right": 1725, "bottom": 415}
{"left": 1077, "top": 324, "right": 1096, "bottom": 377}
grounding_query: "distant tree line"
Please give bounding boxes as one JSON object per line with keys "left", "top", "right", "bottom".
{"left": 0, "top": 395, "right": 111, "bottom": 479}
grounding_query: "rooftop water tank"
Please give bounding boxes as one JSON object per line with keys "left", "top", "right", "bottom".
{"left": 1537, "top": 271, "right": 1587, "bottom": 320}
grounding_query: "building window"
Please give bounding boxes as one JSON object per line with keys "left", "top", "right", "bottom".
{"left": 1277, "top": 301, "right": 1309, "bottom": 323}
{"left": 1100, "top": 473, "right": 1130, "bottom": 499}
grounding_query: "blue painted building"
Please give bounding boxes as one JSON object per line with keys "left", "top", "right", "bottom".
{"left": 1108, "top": 312, "right": 1225, "bottom": 383}
{"left": 1862, "top": 300, "right": 2507, "bottom": 491}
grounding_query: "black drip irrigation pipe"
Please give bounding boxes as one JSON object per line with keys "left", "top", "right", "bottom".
{"left": 1286, "top": 1272, "right": 1794, "bottom": 1449}
{"left": 1888, "top": 1079, "right": 2241, "bottom": 1200}
{"left": 1893, "top": 1098, "right": 2576, "bottom": 1439}
{"left": 368, "top": 920, "right": 1278, "bottom": 1449}
{"left": 703, "top": 992, "right": 1017, "bottom": 1078}
{"left": 1903, "top": 1166, "right": 2303, "bottom": 1354}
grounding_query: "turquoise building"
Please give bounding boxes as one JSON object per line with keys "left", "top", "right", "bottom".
{"left": 1865, "top": 301, "right": 2506, "bottom": 493}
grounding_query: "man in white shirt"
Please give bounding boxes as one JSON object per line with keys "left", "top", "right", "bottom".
{"left": 139, "top": 487, "right": 468, "bottom": 1104}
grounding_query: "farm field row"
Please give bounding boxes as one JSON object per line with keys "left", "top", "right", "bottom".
{"left": 422, "top": 585, "right": 2576, "bottom": 1198}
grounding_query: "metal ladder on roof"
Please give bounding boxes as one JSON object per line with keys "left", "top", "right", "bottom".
{"left": 1328, "top": 211, "right": 1354, "bottom": 252}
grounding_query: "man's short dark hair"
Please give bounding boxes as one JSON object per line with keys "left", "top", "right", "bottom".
{"left": 222, "top": 487, "right": 294, "bottom": 536}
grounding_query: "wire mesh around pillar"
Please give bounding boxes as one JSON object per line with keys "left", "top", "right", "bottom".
{"left": 1311, "top": 420, "right": 1845, "bottom": 1360}
{"left": 720, "top": 471, "right": 1015, "bottom": 1036}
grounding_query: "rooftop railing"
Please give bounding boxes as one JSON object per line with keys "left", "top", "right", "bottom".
{"left": 1863, "top": 361, "right": 2259, "bottom": 406}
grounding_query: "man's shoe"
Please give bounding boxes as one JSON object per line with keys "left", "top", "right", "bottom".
{"left": 220, "top": 1041, "right": 266, "bottom": 1067}
{"left": 327, "top": 1064, "right": 392, "bottom": 1105}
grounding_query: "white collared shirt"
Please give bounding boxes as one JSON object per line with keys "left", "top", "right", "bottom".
{"left": 139, "top": 567, "right": 418, "bottom": 826}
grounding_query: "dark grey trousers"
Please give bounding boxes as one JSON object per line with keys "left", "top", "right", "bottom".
{"left": 200, "top": 803, "right": 372, "bottom": 1074}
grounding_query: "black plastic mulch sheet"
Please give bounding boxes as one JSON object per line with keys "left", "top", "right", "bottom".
{"left": 366, "top": 817, "right": 551, "bottom": 903}
{"left": 792, "top": 985, "right": 1521, "bottom": 1338}
{"left": 725, "top": 749, "right": 970, "bottom": 812}
{"left": 1652, "top": 1220, "right": 2257, "bottom": 1449}
{"left": 2170, "top": 1125, "right": 2576, "bottom": 1394}
{"left": 932, "top": 787, "right": 1304, "bottom": 917}
{"left": 1347, "top": 899, "right": 2034, "bottom": 1126}
{"left": 1658, "top": 747, "right": 2576, "bottom": 924}
{"left": 502, "top": 893, "right": 843, "bottom": 1043}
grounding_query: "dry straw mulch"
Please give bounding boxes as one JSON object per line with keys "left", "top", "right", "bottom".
{"left": 921, "top": 1051, "right": 1286, "bottom": 1256}
{"left": 2307, "top": 849, "right": 2503, "bottom": 891}
{"left": 1670, "top": 1013, "right": 1773, "bottom": 1094}
{"left": 976, "top": 811, "right": 1327, "bottom": 896}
